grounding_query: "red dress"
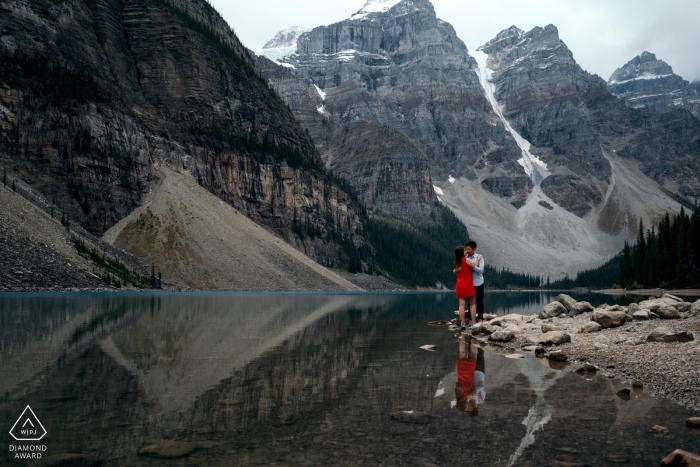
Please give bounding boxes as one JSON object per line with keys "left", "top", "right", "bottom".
{"left": 456, "top": 257, "right": 476, "bottom": 298}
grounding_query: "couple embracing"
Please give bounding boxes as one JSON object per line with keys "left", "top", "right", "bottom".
{"left": 454, "top": 240, "right": 485, "bottom": 331}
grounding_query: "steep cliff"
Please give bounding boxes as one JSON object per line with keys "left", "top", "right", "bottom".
{"left": 0, "top": 0, "right": 364, "bottom": 269}
{"left": 608, "top": 51, "right": 700, "bottom": 118}
{"left": 255, "top": 0, "right": 530, "bottom": 218}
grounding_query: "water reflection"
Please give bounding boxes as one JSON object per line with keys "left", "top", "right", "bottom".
{"left": 1, "top": 292, "right": 699, "bottom": 466}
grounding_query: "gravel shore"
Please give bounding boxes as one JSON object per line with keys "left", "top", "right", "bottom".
{"left": 461, "top": 295, "right": 700, "bottom": 411}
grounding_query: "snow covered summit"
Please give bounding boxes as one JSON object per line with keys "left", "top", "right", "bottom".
{"left": 257, "top": 26, "right": 309, "bottom": 66}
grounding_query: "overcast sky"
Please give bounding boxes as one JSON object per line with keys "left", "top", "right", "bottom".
{"left": 213, "top": 0, "right": 700, "bottom": 82}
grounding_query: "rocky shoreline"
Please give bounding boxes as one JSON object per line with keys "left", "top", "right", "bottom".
{"left": 454, "top": 294, "right": 700, "bottom": 410}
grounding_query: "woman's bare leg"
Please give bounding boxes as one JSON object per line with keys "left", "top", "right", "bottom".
{"left": 468, "top": 297, "right": 476, "bottom": 322}
{"left": 458, "top": 298, "right": 466, "bottom": 324}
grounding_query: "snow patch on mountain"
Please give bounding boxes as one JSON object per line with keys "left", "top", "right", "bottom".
{"left": 350, "top": 0, "right": 403, "bottom": 19}
{"left": 314, "top": 85, "right": 326, "bottom": 100}
{"left": 257, "top": 26, "right": 308, "bottom": 65}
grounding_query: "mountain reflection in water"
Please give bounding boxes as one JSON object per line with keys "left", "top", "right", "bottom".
{"left": 1, "top": 292, "right": 698, "bottom": 466}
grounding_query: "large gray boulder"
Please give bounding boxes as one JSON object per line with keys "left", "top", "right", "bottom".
{"left": 592, "top": 310, "right": 628, "bottom": 328}
{"left": 632, "top": 309, "right": 651, "bottom": 320}
{"left": 539, "top": 301, "right": 568, "bottom": 319}
{"left": 538, "top": 331, "right": 572, "bottom": 345}
{"left": 489, "top": 330, "right": 515, "bottom": 342}
{"left": 638, "top": 297, "right": 683, "bottom": 312}
{"left": 647, "top": 326, "right": 694, "bottom": 343}
{"left": 628, "top": 303, "right": 640, "bottom": 314}
{"left": 656, "top": 306, "right": 681, "bottom": 320}
{"left": 554, "top": 294, "right": 577, "bottom": 311}
{"left": 571, "top": 301, "right": 595, "bottom": 315}
{"left": 472, "top": 322, "right": 496, "bottom": 336}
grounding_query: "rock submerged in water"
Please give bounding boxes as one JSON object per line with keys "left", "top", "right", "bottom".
{"left": 548, "top": 350, "right": 568, "bottom": 361}
{"left": 686, "top": 418, "right": 700, "bottom": 428}
{"left": 539, "top": 301, "right": 568, "bottom": 319}
{"left": 574, "top": 362, "right": 597, "bottom": 374}
{"left": 647, "top": 327, "right": 694, "bottom": 343}
{"left": 651, "top": 425, "right": 669, "bottom": 435}
{"left": 660, "top": 449, "right": 700, "bottom": 467}
{"left": 616, "top": 388, "right": 631, "bottom": 400}
{"left": 538, "top": 331, "right": 571, "bottom": 345}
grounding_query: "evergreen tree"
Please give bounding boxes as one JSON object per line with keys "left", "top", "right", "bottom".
{"left": 150, "top": 264, "right": 157, "bottom": 288}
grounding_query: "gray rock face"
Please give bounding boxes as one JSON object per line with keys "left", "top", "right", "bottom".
{"left": 489, "top": 330, "right": 515, "bottom": 342}
{"left": 592, "top": 310, "right": 628, "bottom": 328}
{"left": 538, "top": 331, "right": 571, "bottom": 345}
{"left": 554, "top": 294, "right": 577, "bottom": 311}
{"left": 608, "top": 52, "right": 700, "bottom": 118}
{"left": 571, "top": 301, "right": 595, "bottom": 315}
{"left": 539, "top": 301, "right": 568, "bottom": 319}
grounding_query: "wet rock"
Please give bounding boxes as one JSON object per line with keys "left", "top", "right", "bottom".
{"left": 390, "top": 411, "right": 432, "bottom": 424}
{"left": 616, "top": 388, "right": 631, "bottom": 400}
{"left": 540, "top": 301, "right": 568, "bottom": 319}
{"left": 139, "top": 440, "right": 198, "bottom": 459}
{"left": 489, "top": 330, "right": 515, "bottom": 342}
{"left": 632, "top": 380, "right": 644, "bottom": 389}
{"left": 647, "top": 326, "right": 695, "bottom": 343}
{"left": 534, "top": 346, "right": 546, "bottom": 356}
{"left": 554, "top": 294, "right": 577, "bottom": 311}
{"left": 542, "top": 323, "right": 563, "bottom": 333}
{"left": 686, "top": 418, "right": 700, "bottom": 428}
{"left": 660, "top": 449, "right": 700, "bottom": 467}
{"left": 592, "top": 310, "right": 628, "bottom": 328}
{"left": 505, "top": 353, "right": 525, "bottom": 359}
{"left": 548, "top": 350, "right": 568, "bottom": 362}
{"left": 538, "top": 331, "right": 571, "bottom": 345}
{"left": 472, "top": 322, "right": 496, "bottom": 335}
{"left": 651, "top": 425, "right": 669, "bottom": 435}
{"left": 419, "top": 345, "right": 437, "bottom": 351}
{"left": 427, "top": 320, "right": 449, "bottom": 326}
{"left": 633, "top": 309, "right": 651, "bottom": 320}
{"left": 580, "top": 322, "right": 602, "bottom": 333}
{"left": 574, "top": 362, "right": 597, "bottom": 374}
{"left": 571, "top": 301, "right": 595, "bottom": 315}
{"left": 657, "top": 306, "right": 682, "bottom": 320}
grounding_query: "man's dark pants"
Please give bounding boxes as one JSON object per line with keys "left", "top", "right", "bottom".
{"left": 475, "top": 284, "right": 484, "bottom": 321}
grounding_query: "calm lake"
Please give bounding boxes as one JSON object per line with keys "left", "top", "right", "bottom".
{"left": 1, "top": 292, "right": 699, "bottom": 466}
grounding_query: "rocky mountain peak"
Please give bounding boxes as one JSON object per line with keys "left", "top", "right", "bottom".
{"left": 263, "top": 26, "right": 308, "bottom": 49}
{"left": 607, "top": 52, "right": 698, "bottom": 116}
{"left": 609, "top": 51, "right": 674, "bottom": 84}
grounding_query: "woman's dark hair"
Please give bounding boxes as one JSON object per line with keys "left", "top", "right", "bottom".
{"left": 454, "top": 246, "right": 465, "bottom": 270}
{"left": 466, "top": 240, "right": 477, "bottom": 250}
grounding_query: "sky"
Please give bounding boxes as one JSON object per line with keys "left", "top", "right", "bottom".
{"left": 213, "top": 0, "right": 700, "bottom": 82}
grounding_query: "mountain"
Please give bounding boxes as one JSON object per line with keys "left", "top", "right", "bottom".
{"left": 0, "top": 0, "right": 367, "bottom": 282}
{"left": 608, "top": 51, "right": 700, "bottom": 118}
{"left": 256, "top": 0, "right": 700, "bottom": 279}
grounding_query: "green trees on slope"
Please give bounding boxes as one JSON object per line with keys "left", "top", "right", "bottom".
{"left": 618, "top": 205, "right": 700, "bottom": 289}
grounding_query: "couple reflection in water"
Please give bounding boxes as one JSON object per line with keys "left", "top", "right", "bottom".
{"left": 455, "top": 334, "right": 485, "bottom": 415}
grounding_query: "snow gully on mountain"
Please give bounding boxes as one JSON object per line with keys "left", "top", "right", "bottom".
{"left": 469, "top": 50, "right": 550, "bottom": 186}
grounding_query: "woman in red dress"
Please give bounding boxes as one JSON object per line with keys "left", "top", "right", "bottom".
{"left": 454, "top": 246, "right": 476, "bottom": 329}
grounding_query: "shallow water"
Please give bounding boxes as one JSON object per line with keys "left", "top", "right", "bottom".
{"left": 1, "top": 292, "right": 699, "bottom": 466}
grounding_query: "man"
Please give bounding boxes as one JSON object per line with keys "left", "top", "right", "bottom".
{"left": 465, "top": 240, "right": 485, "bottom": 323}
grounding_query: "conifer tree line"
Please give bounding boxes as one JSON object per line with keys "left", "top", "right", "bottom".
{"left": 618, "top": 205, "right": 700, "bottom": 289}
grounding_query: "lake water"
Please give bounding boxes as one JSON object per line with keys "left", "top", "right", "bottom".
{"left": 1, "top": 292, "right": 699, "bottom": 466}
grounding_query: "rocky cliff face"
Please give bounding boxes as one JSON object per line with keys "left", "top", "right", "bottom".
{"left": 0, "top": 0, "right": 364, "bottom": 267}
{"left": 608, "top": 52, "right": 700, "bottom": 118}
{"left": 255, "top": 0, "right": 530, "bottom": 219}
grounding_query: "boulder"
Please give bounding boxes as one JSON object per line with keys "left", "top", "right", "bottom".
{"left": 570, "top": 301, "right": 594, "bottom": 315}
{"left": 632, "top": 380, "right": 643, "bottom": 388}
{"left": 483, "top": 313, "right": 497, "bottom": 321}
{"left": 579, "top": 322, "right": 601, "bottom": 333}
{"left": 638, "top": 297, "right": 679, "bottom": 312}
{"left": 647, "top": 326, "right": 694, "bottom": 343}
{"left": 632, "top": 309, "right": 650, "bottom": 320}
{"left": 676, "top": 302, "right": 692, "bottom": 313}
{"left": 538, "top": 331, "right": 571, "bottom": 345}
{"left": 608, "top": 304, "right": 624, "bottom": 312}
{"left": 548, "top": 350, "right": 568, "bottom": 361}
{"left": 471, "top": 322, "right": 497, "bottom": 336}
{"left": 628, "top": 303, "right": 640, "bottom": 314}
{"left": 657, "top": 306, "right": 681, "bottom": 320}
{"left": 542, "top": 323, "right": 562, "bottom": 333}
{"left": 651, "top": 425, "right": 669, "bottom": 435}
{"left": 489, "top": 330, "right": 515, "bottom": 342}
{"left": 592, "top": 310, "right": 628, "bottom": 328}
{"left": 660, "top": 449, "right": 700, "bottom": 467}
{"left": 554, "top": 294, "right": 577, "bottom": 311}
{"left": 686, "top": 418, "right": 700, "bottom": 428}
{"left": 539, "top": 301, "right": 568, "bottom": 319}
{"left": 691, "top": 300, "right": 700, "bottom": 316}
{"left": 663, "top": 293, "right": 683, "bottom": 302}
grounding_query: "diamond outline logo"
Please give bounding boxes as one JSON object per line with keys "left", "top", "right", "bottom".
{"left": 9, "top": 406, "right": 47, "bottom": 441}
